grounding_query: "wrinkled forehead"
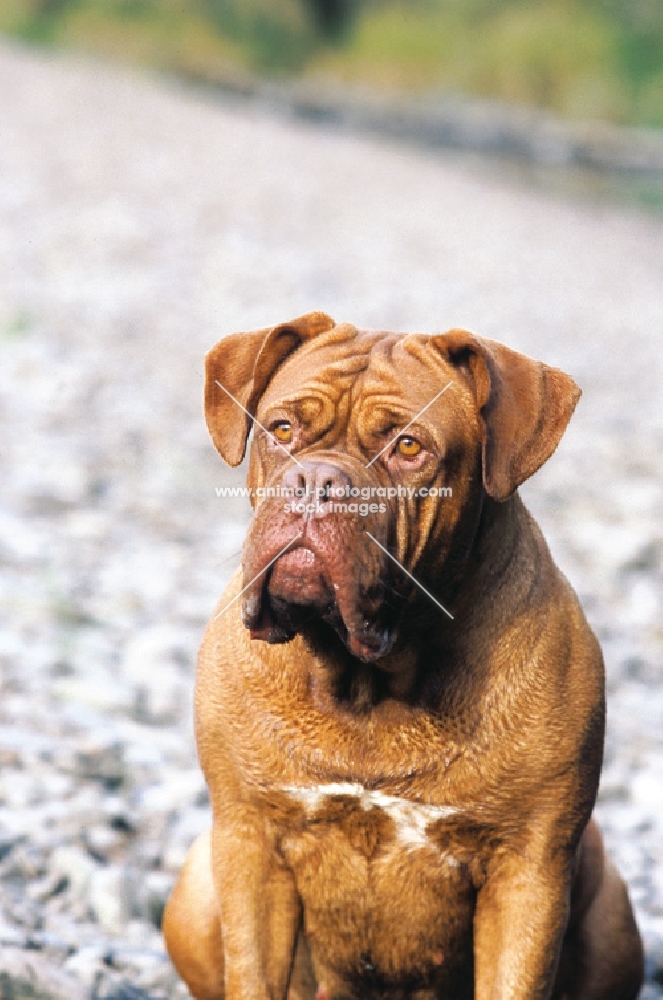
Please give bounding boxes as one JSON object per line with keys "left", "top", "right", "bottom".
{"left": 257, "top": 329, "right": 456, "bottom": 416}
{"left": 256, "top": 327, "right": 378, "bottom": 415}
{"left": 359, "top": 335, "right": 456, "bottom": 410}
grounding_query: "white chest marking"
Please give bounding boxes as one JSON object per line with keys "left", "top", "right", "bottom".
{"left": 282, "top": 782, "right": 459, "bottom": 851}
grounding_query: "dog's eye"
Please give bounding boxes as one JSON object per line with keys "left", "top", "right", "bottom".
{"left": 272, "top": 422, "right": 293, "bottom": 444}
{"left": 397, "top": 436, "right": 421, "bottom": 458}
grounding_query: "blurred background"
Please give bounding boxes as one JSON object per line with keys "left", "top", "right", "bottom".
{"left": 2, "top": 0, "right": 663, "bottom": 127}
{"left": 0, "top": 4, "right": 662, "bottom": 1000}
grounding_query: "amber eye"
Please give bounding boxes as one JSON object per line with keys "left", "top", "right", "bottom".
{"left": 272, "top": 422, "right": 293, "bottom": 444}
{"left": 397, "top": 436, "right": 422, "bottom": 457}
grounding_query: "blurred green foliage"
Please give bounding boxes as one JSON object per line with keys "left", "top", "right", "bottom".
{"left": 1, "top": 0, "right": 662, "bottom": 126}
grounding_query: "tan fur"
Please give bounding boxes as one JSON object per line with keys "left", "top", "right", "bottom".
{"left": 164, "top": 315, "right": 643, "bottom": 1000}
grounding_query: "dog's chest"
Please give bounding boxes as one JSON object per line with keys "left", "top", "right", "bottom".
{"left": 276, "top": 783, "right": 475, "bottom": 992}
{"left": 282, "top": 783, "right": 460, "bottom": 851}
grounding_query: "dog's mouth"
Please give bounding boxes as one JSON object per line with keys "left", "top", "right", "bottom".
{"left": 271, "top": 546, "right": 330, "bottom": 607}
{"left": 240, "top": 536, "right": 395, "bottom": 663}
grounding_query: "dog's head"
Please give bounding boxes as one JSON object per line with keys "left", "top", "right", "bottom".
{"left": 205, "top": 313, "right": 580, "bottom": 662}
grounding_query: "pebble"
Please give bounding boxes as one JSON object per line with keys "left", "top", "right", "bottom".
{"left": 121, "top": 627, "right": 192, "bottom": 726}
{"left": 0, "top": 950, "right": 88, "bottom": 1000}
{"left": 88, "top": 866, "right": 131, "bottom": 936}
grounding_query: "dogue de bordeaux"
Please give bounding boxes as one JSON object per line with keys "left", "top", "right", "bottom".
{"left": 163, "top": 312, "right": 643, "bottom": 1000}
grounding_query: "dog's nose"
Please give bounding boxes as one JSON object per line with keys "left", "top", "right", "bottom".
{"left": 282, "top": 461, "right": 351, "bottom": 506}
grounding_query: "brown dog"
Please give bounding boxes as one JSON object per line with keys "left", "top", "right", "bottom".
{"left": 163, "top": 313, "right": 643, "bottom": 1000}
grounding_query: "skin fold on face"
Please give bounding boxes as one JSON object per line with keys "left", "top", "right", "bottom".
{"left": 240, "top": 330, "right": 483, "bottom": 663}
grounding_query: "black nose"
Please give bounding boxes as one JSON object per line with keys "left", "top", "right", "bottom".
{"left": 282, "top": 461, "right": 351, "bottom": 506}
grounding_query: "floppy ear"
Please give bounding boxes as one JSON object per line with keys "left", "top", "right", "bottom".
{"left": 204, "top": 311, "right": 335, "bottom": 466}
{"left": 432, "top": 330, "right": 581, "bottom": 501}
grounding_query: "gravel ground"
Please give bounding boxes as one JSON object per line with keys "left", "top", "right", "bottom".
{"left": 0, "top": 37, "right": 662, "bottom": 999}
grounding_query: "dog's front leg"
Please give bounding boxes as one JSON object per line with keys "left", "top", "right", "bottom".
{"left": 212, "top": 813, "right": 301, "bottom": 1000}
{"left": 473, "top": 846, "right": 573, "bottom": 1000}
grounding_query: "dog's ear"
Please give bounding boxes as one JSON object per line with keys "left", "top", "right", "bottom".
{"left": 432, "top": 330, "right": 581, "bottom": 501}
{"left": 204, "top": 312, "right": 335, "bottom": 466}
